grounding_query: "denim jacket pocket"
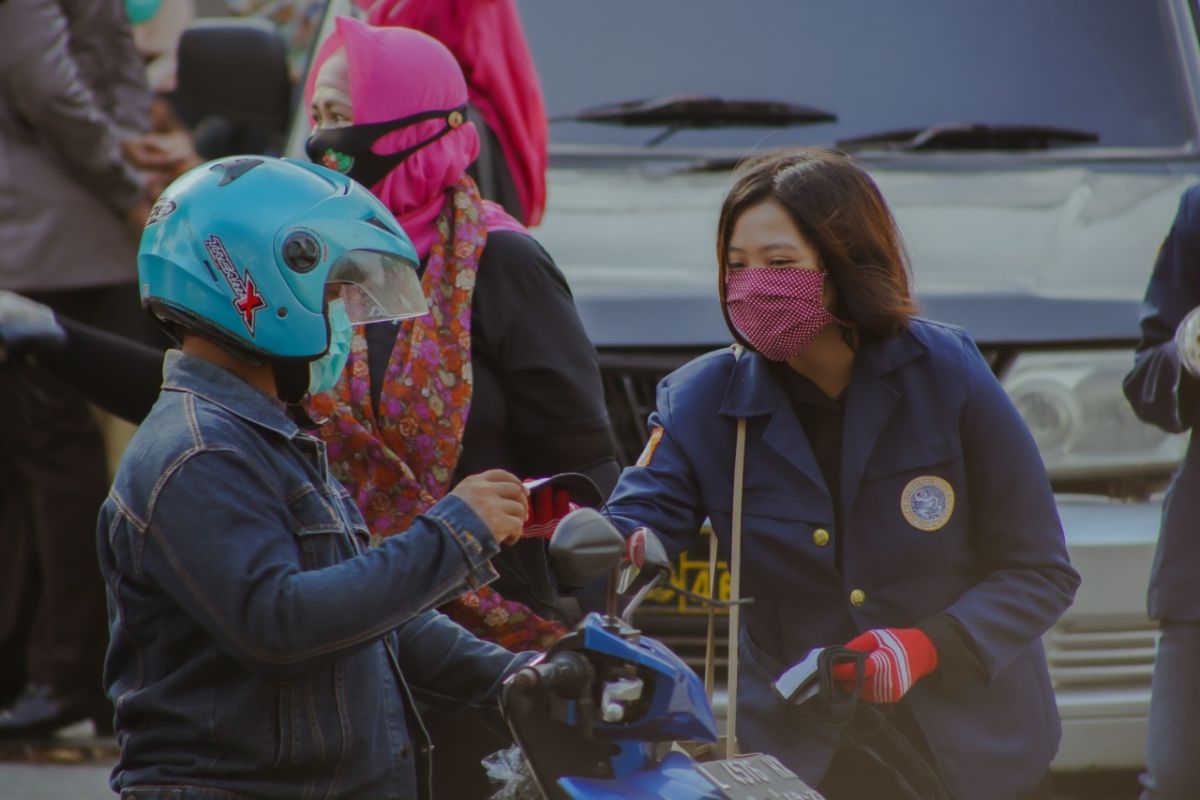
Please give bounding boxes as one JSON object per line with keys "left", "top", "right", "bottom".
{"left": 287, "top": 486, "right": 342, "bottom": 569}
{"left": 332, "top": 485, "right": 371, "bottom": 547}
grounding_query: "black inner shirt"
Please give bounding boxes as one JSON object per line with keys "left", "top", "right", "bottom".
{"left": 769, "top": 362, "right": 847, "bottom": 572}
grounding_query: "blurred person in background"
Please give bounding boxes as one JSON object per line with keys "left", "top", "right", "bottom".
{"left": 1124, "top": 184, "right": 1200, "bottom": 800}
{"left": 128, "top": 0, "right": 193, "bottom": 95}
{"left": 0, "top": 0, "right": 160, "bottom": 737}
{"left": 226, "top": 0, "right": 325, "bottom": 82}
{"left": 124, "top": 0, "right": 209, "bottom": 195}
{"left": 123, "top": 0, "right": 549, "bottom": 225}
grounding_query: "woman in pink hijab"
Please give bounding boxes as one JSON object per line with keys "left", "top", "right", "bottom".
{"left": 357, "top": 0, "right": 548, "bottom": 226}
{"left": 304, "top": 17, "right": 617, "bottom": 797}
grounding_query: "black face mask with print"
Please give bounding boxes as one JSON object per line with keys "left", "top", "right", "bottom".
{"left": 305, "top": 105, "right": 468, "bottom": 189}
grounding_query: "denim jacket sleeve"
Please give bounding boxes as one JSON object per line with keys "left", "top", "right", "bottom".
{"left": 1124, "top": 185, "right": 1200, "bottom": 433}
{"left": 394, "top": 610, "right": 536, "bottom": 711}
{"left": 127, "top": 447, "right": 502, "bottom": 675}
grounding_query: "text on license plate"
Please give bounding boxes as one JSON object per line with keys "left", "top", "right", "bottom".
{"left": 696, "top": 754, "right": 825, "bottom": 800}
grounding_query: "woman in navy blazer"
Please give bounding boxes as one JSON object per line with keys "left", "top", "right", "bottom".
{"left": 605, "top": 148, "right": 1079, "bottom": 799}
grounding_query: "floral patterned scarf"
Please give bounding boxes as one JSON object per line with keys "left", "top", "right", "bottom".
{"left": 308, "top": 177, "right": 565, "bottom": 651}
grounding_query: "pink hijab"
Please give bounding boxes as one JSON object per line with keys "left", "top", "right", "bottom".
{"left": 356, "top": 0, "right": 548, "bottom": 227}
{"left": 305, "top": 17, "right": 524, "bottom": 258}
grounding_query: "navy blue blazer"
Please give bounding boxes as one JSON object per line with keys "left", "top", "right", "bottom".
{"left": 606, "top": 318, "right": 1079, "bottom": 800}
{"left": 1124, "top": 183, "right": 1200, "bottom": 621}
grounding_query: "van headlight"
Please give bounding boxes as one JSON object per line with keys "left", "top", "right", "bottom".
{"left": 1001, "top": 350, "right": 1187, "bottom": 480}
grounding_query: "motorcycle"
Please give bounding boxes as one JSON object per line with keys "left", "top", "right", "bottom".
{"left": 495, "top": 507, "right": 826, "bottom": 800}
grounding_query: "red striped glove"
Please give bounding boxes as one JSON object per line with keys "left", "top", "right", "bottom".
{"left": 522, "top": 481, "right": 579, "bottom": 539}
{"left": 831, "top": 628, "right": 938, "bottom": 703}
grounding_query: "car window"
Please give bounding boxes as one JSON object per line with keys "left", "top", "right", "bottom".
{"left": 518, "top": 0, "right": 1194, "bottom": 152}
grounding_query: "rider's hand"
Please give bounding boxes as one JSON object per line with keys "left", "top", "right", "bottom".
{"left": 0, "top": 291, "right": 66, "bottom": 363}
{"left": 831, "top": 627, "right": 938, "bottom": 703}
{"left": 451, "top": 469, "right": 530, "bottom": 546}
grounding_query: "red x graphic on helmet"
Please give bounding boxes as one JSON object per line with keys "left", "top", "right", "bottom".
{"left": 233, "top": 276, "right": 267, "bottom": 334}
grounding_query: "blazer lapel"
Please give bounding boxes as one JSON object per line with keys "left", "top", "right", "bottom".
{"left": 839, "top": 330, "right": 928, "bottom": 515}
{"left": 839, "top": 364, "right": 900, "bottom": 517}
{"left": 719, "top": 348, "right": 829, "bottom": 497}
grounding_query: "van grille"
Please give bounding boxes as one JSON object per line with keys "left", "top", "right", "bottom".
{"left": 1043, "top": 618, "right": 1160, "bottom": 690}
{"left": 599, "top": 351, "right": 696, "bottom": 466}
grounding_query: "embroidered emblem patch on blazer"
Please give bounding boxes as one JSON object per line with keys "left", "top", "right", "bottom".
{"left": 636, "top": 427, "right": 665, "bottom": 467}
{"left": 900, "top": 475, "right": 955, "bottom": 531}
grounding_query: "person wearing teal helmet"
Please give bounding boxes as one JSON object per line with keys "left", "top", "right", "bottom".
{"left": 96, "top": 154, "right": 536, "bottom": 799}
{"left": 137, "top": 154, "right": 429, "bottom": 405}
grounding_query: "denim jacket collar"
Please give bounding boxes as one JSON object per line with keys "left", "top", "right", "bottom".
{"left": 160, "top": 349, "right": 300, "bottom": 440}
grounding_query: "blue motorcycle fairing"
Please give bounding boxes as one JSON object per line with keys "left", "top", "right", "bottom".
{"left": 558, "top": 752, "right": 729, "bottom": 800}
{"left": 577, "top": 614, "right": 719, "bottom": 744}
{"left": 612, "top": 741, "right": 656, "bottom": 778}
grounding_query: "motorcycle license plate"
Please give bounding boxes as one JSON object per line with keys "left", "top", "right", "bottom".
{"left": 696, "top": 754, "right": 824, "bottom": 800}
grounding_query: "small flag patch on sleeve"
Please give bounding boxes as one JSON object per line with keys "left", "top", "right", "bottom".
{"left": 636, "top": 426, "right": 665, "bottom": 467}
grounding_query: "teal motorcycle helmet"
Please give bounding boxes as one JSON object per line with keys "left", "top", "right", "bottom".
{"left": 138, "top": 156, "right": 427, "bottom": 401}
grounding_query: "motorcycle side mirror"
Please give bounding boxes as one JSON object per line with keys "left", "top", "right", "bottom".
{"left": 177, "top": 19, "right": 292, "bottom": 134}
{"left": 548, "top": 508, "right": 627, "bottom": 589}
{"left": 616, "top": 527, "right": 671, "bottom": 594}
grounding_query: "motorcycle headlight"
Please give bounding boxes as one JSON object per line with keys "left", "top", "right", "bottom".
{"left": 1001, "top": 350, "right": 1186, "bottom": 480}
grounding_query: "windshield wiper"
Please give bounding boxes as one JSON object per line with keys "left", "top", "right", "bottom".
{"left": 837, "top": 122, "right": 1098, "bottom": 152}
{"left": 558, "top": 95, "right": 837, "bottom": 147}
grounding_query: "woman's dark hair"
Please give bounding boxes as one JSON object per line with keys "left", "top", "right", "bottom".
{"left": 716, "top": 147, "right": 918, "bottom": 344}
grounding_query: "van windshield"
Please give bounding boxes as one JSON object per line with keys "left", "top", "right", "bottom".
{"left": 518, "top": 0, "right": 1195, "bottom": 153}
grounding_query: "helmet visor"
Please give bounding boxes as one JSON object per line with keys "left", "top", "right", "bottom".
{"left": 326, "top": 250, "right": 427, "bottom": 324}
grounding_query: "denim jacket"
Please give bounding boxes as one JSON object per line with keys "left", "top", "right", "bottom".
{"left": 98, "top": 351, "right": 529, "bottom": 800}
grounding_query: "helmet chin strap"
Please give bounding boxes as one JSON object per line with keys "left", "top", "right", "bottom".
{"left": 286, "top": 402, "right": 323, "bottom": 430}
{"left": 271, "top": 362, "right": 326, "bottom": 430}
{"left": 273, "top": 361, "right": 311, "bottom": 405}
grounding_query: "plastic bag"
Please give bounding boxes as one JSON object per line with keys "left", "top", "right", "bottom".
{"left": 483, "top": 745, "right": 544, "bottom": 800}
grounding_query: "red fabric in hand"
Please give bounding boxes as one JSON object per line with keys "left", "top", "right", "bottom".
{"left": 831, "top": 627, "right": 939, "bottom": 703}
{"left": 522, "top": 484, "right": 576, "bottom": 539}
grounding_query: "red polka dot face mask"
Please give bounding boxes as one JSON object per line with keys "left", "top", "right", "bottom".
{"left": 725, "top": 267, "right": 841, "bottom": 361}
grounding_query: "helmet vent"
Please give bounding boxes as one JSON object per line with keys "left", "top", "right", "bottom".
{"left": 365, "top": 216, "right": 396, "bottom": 234}
{"left": 212, "top": 158, "right": 265, "bottom": 186}
{"left": 282, "top": 232, "right": 321, "bottom": 273}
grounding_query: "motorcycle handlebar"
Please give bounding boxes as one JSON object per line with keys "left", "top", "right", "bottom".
{"left": 508, "top": 651, "right": 594, "bottom": 697}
